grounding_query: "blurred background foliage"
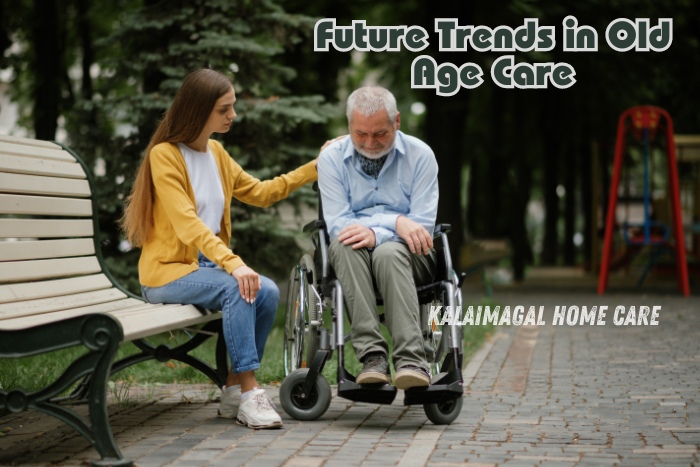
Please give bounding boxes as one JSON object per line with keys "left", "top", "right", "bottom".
{"left": 0, "top": 0, "right": 698, "bottom": 290}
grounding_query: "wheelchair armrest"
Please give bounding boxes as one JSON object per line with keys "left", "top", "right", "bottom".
{"left": 303, "top": 219, "right": 326, "bottom": 233}
{"left": 432, "top": 224, "right": 454, "bottom": 281}
{"left": 434, "top": 224, "right": 451, "bottom": 236}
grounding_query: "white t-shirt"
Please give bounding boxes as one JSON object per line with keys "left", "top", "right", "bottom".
{"left": 178, "top": 143, "right": 225, "bottom": 235}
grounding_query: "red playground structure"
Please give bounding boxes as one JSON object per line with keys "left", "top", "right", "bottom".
{"left": 598, "top": 106, "right": 690, "bottom": 296}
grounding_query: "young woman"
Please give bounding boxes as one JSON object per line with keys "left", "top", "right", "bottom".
{"left": 121, "top": 68, "right": 318, "bottom": 429}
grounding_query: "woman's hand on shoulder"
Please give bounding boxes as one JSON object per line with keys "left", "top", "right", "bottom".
{"left": 316, "top": 135, "right": 348, "bottom": 170}
{"left": 320, "top": 135, "right": 348, "bottom": 154}
{"left": 231, "top": 265, "right": 262, "bottom": 304}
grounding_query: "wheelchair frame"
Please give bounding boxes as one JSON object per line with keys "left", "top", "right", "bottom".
{"left": 280, "top": 187, "right": 467, "bottom": 425}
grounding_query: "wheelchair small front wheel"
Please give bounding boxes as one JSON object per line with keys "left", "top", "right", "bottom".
{"left": 280, "top": 368, "right": 332, "bottom": 421}
{"left": 424, "top": 395, "right": 463, "bottom": 425}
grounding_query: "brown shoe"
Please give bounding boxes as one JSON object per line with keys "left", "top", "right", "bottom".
{"left": 394, "top": 366, "right": 430, "bottom": 390}
{"left": 356, "top": 353, "right": 391, "bottom": 384}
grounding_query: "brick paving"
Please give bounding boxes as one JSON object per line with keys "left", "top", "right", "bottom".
{"left": 0, "top": 290, "right": 698, "bottom": 466}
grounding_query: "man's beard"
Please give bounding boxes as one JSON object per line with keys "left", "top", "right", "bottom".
{"left": 354, "top": 136, "right": 396, "bottom": 159}
{"left": 355, "top": 146, "right": 391, "bottom": 159}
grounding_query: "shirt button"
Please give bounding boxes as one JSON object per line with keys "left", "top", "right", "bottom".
{"left": 375, "top": 187, "right": 379, "bottom": 191}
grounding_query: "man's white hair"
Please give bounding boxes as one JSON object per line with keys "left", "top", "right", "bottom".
{"left": 346, "top": 86, "right": 398, "bottom": 123}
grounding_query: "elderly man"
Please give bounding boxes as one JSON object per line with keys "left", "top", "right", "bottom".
{"left": 317, "top": 86, "right": 439, "bottom": 389}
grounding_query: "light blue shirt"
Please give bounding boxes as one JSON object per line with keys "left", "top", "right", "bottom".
{"left": 317, "top": 131, "right": 439, "bottom": 246}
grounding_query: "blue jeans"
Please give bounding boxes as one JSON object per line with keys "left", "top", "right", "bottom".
{"left": 141, "top": 254, "right": 279, "bottom": 374}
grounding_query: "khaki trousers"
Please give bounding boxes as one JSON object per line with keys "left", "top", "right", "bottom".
{"left": 329, "top": 239, "right": 437, "bottom": 371}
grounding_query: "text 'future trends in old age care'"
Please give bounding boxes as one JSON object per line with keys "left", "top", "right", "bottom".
{"left": 314, "top": 17, "right": 673, "bottom": 95}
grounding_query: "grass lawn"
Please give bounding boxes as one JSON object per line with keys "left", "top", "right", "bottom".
{"left": 0, "top": 301, "right": 496, "bottom": 395}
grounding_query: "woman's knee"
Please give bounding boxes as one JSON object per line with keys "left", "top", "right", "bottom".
{"left": 258, "top": 275, "right": 280, "bottom": 306}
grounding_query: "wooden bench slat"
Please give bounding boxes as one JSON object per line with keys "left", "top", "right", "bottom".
{"left": 0, "top": 154, "right": 86, "bottom": 179}
{"left": 0, "top": 300, "right": 218, "bottom": 342}
{"left": 0, "top": 288, "right": 128, "bottom": 320}
{"left": 0, "top": 138, "right": 74, "bottom": 162}
{"left": 0, "top": 274, "right": 112, "bottom": 304}
{"left": 118, "top": 306, "right": 219, "bottom": 341}
{"left": 0, "top": 238, "right": 95, "bottom": 261}
{"left": 0, "top": 172, "right": 91, "bottom": 197}
{"left": 0, "top": 256, "right": 102, "bottom": 282}
{"left": 0, "top": 134, "right": 62, "bottom": 149}
{"left": 0, "top": 218, "right": 94, "bottom": 238}
{"left": 0, "top": 193, "right": 93, "bottom": 216}
{"left": 0, "top": 297, "right": 146, "bottom": 329}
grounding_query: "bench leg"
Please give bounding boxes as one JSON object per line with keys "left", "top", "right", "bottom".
{"left": 111, "top": 320, "right": 228, "bottom": 388}
{"left": 0, "top": 314, "right": 132, "bottom": 466}
{"left": 68, "top": 319, "right": 228, "bottom": 404}
{"left": 83, "top": 317, "right": 134, "bottom": 467}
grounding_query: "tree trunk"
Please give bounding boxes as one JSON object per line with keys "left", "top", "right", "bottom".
{"left": 31, "top": 0, "right": 62, "bottom": 140}
{"left": 507, "top": 91, "right": 534, "bottom": 281}
{"left": 563, "top": 136, "right": 577, "bottom": 265}
{"left": 466, "top": 155, "right": 480, "bottom": 238}
{"left": 581, "top": 135, "right": 593, "bottom": 269}
{"left": 510, "top": 165, "right": 533, "bottom": 281}
{"left": 424, "top": 93, "right": 467, "bottom": 264}
{"left": 76, "top": 0, "right": 94, "bottom": 102}
{"left": 541, "top": 93, "right": 561, "bottom": 265}
{"left": 0, "top": 1, "right": 12, "bottom": 64}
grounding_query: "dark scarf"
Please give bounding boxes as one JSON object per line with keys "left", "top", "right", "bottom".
{"left": 357, "top": 152, "right": 388, "bottom": 179}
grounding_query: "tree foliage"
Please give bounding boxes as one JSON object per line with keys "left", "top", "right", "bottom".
{"left": 1, "top": 0, "right": 337, "bottom": 293}
{"left": 94, "top": 0, "right": 338, "bottom": 291}
{"left": 1, "top": 0, "right": 698, "bottom": 287}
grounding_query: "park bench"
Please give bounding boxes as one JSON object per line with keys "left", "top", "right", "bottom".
{"left": 460, "top": 238, "right": 512, "bottom": 296}
{"left": 0, "top": 134, "right": 228, "bottom": 466}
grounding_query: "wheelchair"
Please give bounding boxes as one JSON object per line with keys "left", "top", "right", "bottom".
{"left": 279, "top": 184, "right": 467, "bottom": 425}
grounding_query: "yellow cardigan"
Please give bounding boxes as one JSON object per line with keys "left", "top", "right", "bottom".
{"left": 138, "top": 140, "right": 318, "bottom": 287}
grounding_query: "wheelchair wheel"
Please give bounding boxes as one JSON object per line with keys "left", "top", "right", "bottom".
{"left": 284, "top": 254, "right": 319, "bottom": 375}
{"left": 422, "top": 301, "right": 444, "bottom": 376}
{"left": 450, "top": 269, "right": 465, "bottom": 366}
{"left": 423, "top": 272, "right": 465, "bottom": 376}
{"left": 424, "top": 395, "right": 463, "bottom": 425}
{"left": 280, "top": 368, "right": 332, "bottom": 421}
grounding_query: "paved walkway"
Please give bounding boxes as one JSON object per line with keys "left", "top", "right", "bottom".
{"left": 1, "top": 291, "right": 698, "bottom": 466}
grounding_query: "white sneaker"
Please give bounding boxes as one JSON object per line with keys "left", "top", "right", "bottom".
{"left": 236, "top": 389, "right": 283, "bottom": 429}
{"left": 218, "top": 385, "right": 241, "bottom": 419}
{"left": 263, "top": 391, "right": 281, "bottom": 414}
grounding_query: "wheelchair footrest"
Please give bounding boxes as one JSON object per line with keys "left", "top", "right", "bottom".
{"left": 403, "top": 381, "right": 464, "bottom": 405}
{"left": 338, "top": 379, "right": 398, "bottom": 405}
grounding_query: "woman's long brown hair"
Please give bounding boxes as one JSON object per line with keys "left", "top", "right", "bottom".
{"left": 120, "top": 69, "right": 233, "bottom": 247}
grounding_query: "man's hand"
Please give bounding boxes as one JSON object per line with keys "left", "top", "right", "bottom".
{"left": 396, "top": 216, "right": 433, "bottom": 255}
{"left": 339, "top": 224, "right": 376, "bottom": 250}
{"left": 231, "top": 265, "right": 262, "bottom": 304}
